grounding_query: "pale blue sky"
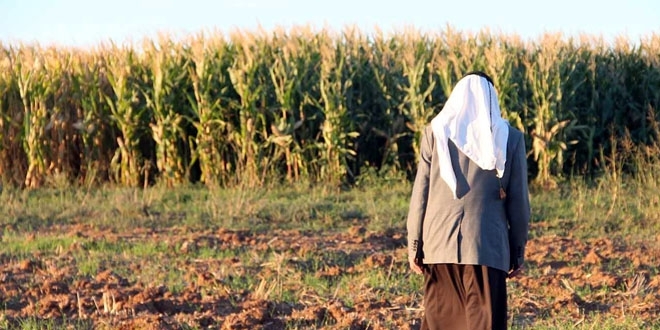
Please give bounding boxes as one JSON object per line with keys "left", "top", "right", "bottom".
{"left": 1, "top": 0, "right": 659, "bottom": 47}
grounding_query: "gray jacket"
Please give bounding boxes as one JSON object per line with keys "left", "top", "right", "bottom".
{"left": 407, "top": 124, "right": 530, "bottom": 272}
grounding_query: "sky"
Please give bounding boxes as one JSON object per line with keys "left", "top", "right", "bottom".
{"left": 1, "top": 0, "right": 659, "bottom": 48}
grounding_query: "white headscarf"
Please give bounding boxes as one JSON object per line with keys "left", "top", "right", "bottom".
{"left": 430, "top": 74, "right": 509, "bottom": 199}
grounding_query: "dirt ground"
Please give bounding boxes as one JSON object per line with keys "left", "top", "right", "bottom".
{"left": 1, "top": 222, "right": 659, "bottom": 329}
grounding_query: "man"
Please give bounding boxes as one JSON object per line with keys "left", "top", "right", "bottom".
{"left": 407, "top": 72, "right": 530, "bottom": 330}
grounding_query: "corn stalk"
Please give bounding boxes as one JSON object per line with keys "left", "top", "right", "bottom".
{"left": 228, "top": 31, "right": 268, "bottom": 186}
{"left": 72, "top": 52, "right": 114, "bottom": 185}
{"left": 104, "top": 45, "right": 144, "bottom": 187}
{"left": 484, "top": 33, "right": 526, "bottom": 131}
{"left": 187, "top": 35, "right": 234, "bottom": 187}
{"left": 0, "top": 46, "right": 12, "bottom": 183}
{"left": 433, "top": 27, "right": 484, "bottom": 99}
{"left": 12, "top": 47, "right": 50, "bottom": 188}
{"left": 0, "top": 45, "right": 27, "bottom": 185}
{"left": 0, "top": 45, "right": 10, "bottom": 181}
{"left": 399, "top": 30, "right": 437, "bottom": 158}
{"left": 267, "top": 29, "right": 308, "bottom": 182}
{"left": 142, "top": 37, "right": 190, "bottom": 187}
{"left": 313, "top": 31, "right": 359, "bottom": 184}
{"left": 41, "top": 48, "right": 79, "bottom": 182}
{"left": 524, "top": 34, "right": 586, "bottom": 188}
{"left": 367, "top": 31, "right": 406, "bottom": 171}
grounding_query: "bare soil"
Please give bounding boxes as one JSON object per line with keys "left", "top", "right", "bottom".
{"left": 1, "top": 222, "right": 659, "bottom": 329}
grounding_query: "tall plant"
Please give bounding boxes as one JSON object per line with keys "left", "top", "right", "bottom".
{"left": 71, "top": 52, "right": 114, "bottom": 185}
{"left": 187, "top": 34, "right": 234, "bottom": 186}
{"left": 367, "top": 31, "right": 406, "bottom": 170}
{"left": 267, "top": 29, "right": 310, "bottom": 182}
{"left": 227, "top": 30, "right": 268, "bottom": 186}
{"left": 12, "top": 47, "right": 51, "bottom": 188}
{"left": 398, "top": 30, "right": 437, "bottom": 159}
{"left": 142, "top": 37, "right": 190, "bottom": 186}
{"left": 0, "top": 44, "right": 25, "bottom": 185}
{"left": 41, "top": 48, "right": 80, "bottom": 181}
{"left": 104, "top": 45, "right": 145, "bottom": 187}
{"left": 523, "top": 34, "right": 586, "bottom": 187}
{"left": 313, "top": 31, "right": 359, "bottom": 184}
{"left": 483, "top": 33, "right": 526, "bottom": 131}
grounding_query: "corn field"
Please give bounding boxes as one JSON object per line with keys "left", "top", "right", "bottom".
{"left": 1, "top": 27, "right": 659, "bottom": 188}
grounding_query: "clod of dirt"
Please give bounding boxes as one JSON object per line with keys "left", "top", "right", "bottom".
{"left": 348, "top": 226, "right": 367, "bottom": 237}
{"left": 363, "top": 253, "right": 394, "bottom": 268}
{"left": 583, "top": 249, "right": 606, "bottom": 264}
{"left": 18, "top": 259, "right": 37, "bottom": 272}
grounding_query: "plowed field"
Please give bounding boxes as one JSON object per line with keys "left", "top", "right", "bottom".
{"left": 1, "top": 220, "right": 659, "bottom": 329}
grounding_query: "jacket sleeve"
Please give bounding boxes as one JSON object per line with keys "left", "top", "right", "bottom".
{"left": 505, "top": 133, "right": 531, "bottom": 271}
{"left": 407, "top": 127, "right": 433, "bottom": 260}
